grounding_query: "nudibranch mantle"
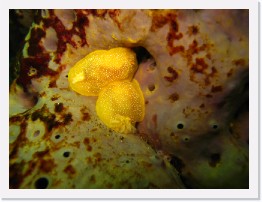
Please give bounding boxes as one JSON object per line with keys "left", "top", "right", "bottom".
{"left": 68, "top": 47, "right": 145, "bottom": 134}
{"left": 68, "top": 47, "right": 138, "bottom": 96}
{"left": 96, "top": 80, "right": 145, "bottom": 134}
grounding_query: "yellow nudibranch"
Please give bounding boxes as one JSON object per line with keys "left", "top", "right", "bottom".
{"left": 68, "top": 47, "right": 138, "bottom": 96}
{"left": 96, "top": 80, "right": 145, "bottom": 134}
{"left": 68, "top": 47, "right": 145, "bottom": 134}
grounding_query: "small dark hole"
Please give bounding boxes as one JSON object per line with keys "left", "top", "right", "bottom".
{"left": 126, "top": 160, "right": 130, "bottom": 163}
{"left": 213, "top": 125, "right": 218, "bottom": 129}
{"left": 132, "top": 46, "right": 154, "bottom": 64}
{"left": 177, "top": 123, "right": 184, "bottom": 129}
{"left": 35, "top": 177, "right": 49, "bottom": 189}
{"left": 63, "top": 151, "right": 70, "bottom": 158}
{"left": 55, "top": 134, "right": 60, "bottom": 139}
{"left": 34, "top": 130, "right": 40, "bottom": 137}
{"left": 209, "top": 153, "right": 221, "bottom": 167}
{"left": 183, "top": 137, "right": 190, "bottom": 142}
{"left": 148, "top": 84, "right": 155, "bottom": 91}
{"left": 66, "top": 75, "right": 68, "bottom": 78}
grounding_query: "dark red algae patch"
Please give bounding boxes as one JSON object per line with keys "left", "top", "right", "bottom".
{"left": 185, "top": 40, "right": 208, "bottom": 63}
{"left": 17, "top": 55, "right": 58, "bottom": 92}
{"left": 27, "top": 27, "right": 46, "bottom": 56}
{"left": 39, "top": 10, "right": 89, "bottom": 63}
{"left": 31, "top": 104, "right": 73, "bottom": 132}
{"left": 150, "top": 12, "right": 184, "bottom": 56}
{"left": 191, "top": 58, "right": 208, "bottom": 73}
{"left": 166, "top": 14, "right": 184, "bottom": 56}
{"left": 17, "top": 9, "right": 91, "bottom": 91}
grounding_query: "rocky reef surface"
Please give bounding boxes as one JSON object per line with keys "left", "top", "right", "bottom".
{"left": 9, "top": 9, "right": 248, "bottom": 189}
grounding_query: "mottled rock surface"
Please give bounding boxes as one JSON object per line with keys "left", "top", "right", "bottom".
{"left": 9, "top": 9, "right": 248, "bottom": 189}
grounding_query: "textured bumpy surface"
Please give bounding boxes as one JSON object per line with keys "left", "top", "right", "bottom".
{"left": 9, "top": 9, "right": 248, "bottom": 189}
{"left": 96, "top": 80, "right": 145, "bottom": 134}
{"left": 68, "top": 47, "right": 144, "bottom": 134}
{"left": 68, "top": 47, "right": 138, "bottom": 96}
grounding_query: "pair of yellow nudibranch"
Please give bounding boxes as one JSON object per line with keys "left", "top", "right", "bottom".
{"left": 68, "top": 47, "right": 145, "bottom": 134}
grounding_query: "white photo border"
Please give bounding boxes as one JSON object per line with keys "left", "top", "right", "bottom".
{"left": 1, "top": 0, "right": 259, "bottom": 199}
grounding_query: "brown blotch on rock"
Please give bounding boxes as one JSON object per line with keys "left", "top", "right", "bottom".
{"left": 64, "top": 165, "right": 76, "bottom": 177}
{"left": 83, "top": 138, "right": 92, "bottom": 151}
{"left": 232, "top": 59, "right": 245, "bottom": 66}
{"left": 210, "top": 67, "right": 217, "bottom": 76}
{"left": 191, "top": 58, "right": 208, "bottom": 73}
{"left": 83, "top": 112, "right": 90, "bottom": 121}
{"left": 87, "top": 145, "right": 92, "bottom": 151}
{"left": 227, "top": 68, "right": 234, "bottom": 77}
{"left": 150, "top": 13, "right": 170, "bottom": 31}
{"left": 169, "top": 93, "right": 179, "bottom": 103}
{"left": 39, "top": 159, "right": 56, "bottom": 172}
{"left": 164, "top": 66, "right": 179, "bottom": 82}
{"left": 168, "top": 45, "right": 185, "bottom": 56}
{"left": 199, "top": 103, "right": 205, "bottom": 108}
{"left": 108, "top": 9, "right": 121, "bottom": 30}
{"left": 185, "top": 40, "right": 208, "bottom": 63}
{"left": 206, "top": 53, "right": 211, "bottom": 60}
{"left": 10, "top": 115, "right": 24, "bottom": 123}
{"left": 83, "top": 137, "right": 90, "bottom": 145}
{"left": 81, "top": 107, "right": 91, "bottom": 121}
{"left": 31, "top": 105, "right": 72, "bottom": 132}
{"left": 31, "top": 105, "right": 56, "bottom": 131}
{"left": 211, "top": 85, "right": 222, "bottom": 93}
{"left": 60, "top": 113, "right": 73, "bottom": 126}
{"left": 187, "top": 25, "right": 199, "bottom": 36}
{"left": 33, "top": 149, "right": 50, "bottom": 159}
{"left": 206, "top": 94, "right": 213, "bottom": 98}
{"left": 94, "top": 152, "right": 102, "bottom": 163}
{"left": 188, "top": 40, "right": 199, "bottom": 55}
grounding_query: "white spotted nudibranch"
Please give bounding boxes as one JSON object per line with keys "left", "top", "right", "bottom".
{"left": 68, "top": 47, "right": 145, "bottom": 134}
